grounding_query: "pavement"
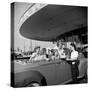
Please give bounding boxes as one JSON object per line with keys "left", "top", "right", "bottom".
{"left": 67, "top": 76, "right": 88, "bottom": 84}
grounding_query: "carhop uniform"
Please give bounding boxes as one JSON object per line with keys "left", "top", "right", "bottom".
{"left": 66, "top": 44, "right": 79, "bottom": 83}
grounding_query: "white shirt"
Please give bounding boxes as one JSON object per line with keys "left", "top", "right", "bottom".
{"left": 30, "top": 52, "right": 39, "bottom": 61}
{"left": 58, "top": 49, "right": 66, "bottom": 58}
{"left": 67, "top": 42, "right": 72, "bottom": 49}
{"left": 46, "top": 47, "right": 51, "bottom": 54}
{"left": 70, "top": 50, "right": 78, "bottom": 60}
{"left": 54, "top": 46, "right": 59, "bottom": 50}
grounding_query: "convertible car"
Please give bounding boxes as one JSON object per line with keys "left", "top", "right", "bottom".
{"left": 11, "top": 57, "right": 87, "bottom": 87}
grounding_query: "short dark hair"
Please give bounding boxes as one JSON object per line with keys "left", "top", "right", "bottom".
{"left": 70, "top": 43, "right": 77, "bottom": 51}
{"left": 34, "top": 46, "right": 40, "bottom": 52}
{"left": 57, "top": 41, "right": 59, "bottom": 47}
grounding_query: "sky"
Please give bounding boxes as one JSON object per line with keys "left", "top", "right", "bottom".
{"left": 14, "top": 2, "right": 55, "bottom": 51}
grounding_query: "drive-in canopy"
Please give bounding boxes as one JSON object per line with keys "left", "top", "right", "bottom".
{"left": 19, "top": 4, "right": 87, "bottom": 41}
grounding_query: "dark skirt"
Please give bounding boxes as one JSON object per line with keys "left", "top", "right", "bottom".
{"left": 67, "top": 60, "right": 79, "bottom": 82}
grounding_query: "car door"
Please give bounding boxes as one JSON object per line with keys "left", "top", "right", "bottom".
{"left": 14, "top": 60, "right": 57, "bottom": 86}
{"left": 28, "top": 60, "right": 57, "bottom": 86}
{"left": 55, "top": 59, "right": 72, "bottom": 84}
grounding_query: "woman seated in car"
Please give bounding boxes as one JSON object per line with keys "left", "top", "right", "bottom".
{"left": 38, "top": 48, "right": 49, "bottom": 61}
{"left": 54, "top": 49, "right": 60, "bottom": 60}
{"left": 29, "top": 46, "right": 40, "bottom": 61}
{"left": 58, "top": 44, "right": 66, "bottom": 60}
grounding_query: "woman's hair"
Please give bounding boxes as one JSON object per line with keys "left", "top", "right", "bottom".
{"left": 57, "top": 41, "right": 59, "bottom": 47}
{"left": 51, "top": 49, "right": 55, "bottom": 56}
{"left": 34, "top": 46, "right": 40, "bottom": 52}
{"left": 70, "top": 43, "right": 77, "bottom": 51}
{"left": 41, "top": 48, "right": 46, "bottom": 55}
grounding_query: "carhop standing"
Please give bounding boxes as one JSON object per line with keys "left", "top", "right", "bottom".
{"left": 66, "top": 43, "right": 79, "bottom": 83}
